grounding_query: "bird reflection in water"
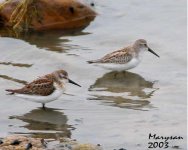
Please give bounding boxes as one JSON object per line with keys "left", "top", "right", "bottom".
{"left": 9, "top": 108, "right": 74, "bottom": 139}
{"left": 89, "top": 71, "right": 158, "bottom": 110}
{"left": 0, "top": 29, "right": 91, "bottom": 53}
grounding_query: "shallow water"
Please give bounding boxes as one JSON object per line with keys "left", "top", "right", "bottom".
{"left": 0, "top": 0, "right": 187, "bottom": 149}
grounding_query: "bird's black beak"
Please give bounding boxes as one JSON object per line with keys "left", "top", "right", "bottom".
{"left": 148, "top": 47, "right": 160, "bottom": 57}
{"left": 68, "top": 79, "right": 81, "bottom": 87}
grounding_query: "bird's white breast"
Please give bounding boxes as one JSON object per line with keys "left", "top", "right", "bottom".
{"left": 137, "top": 47, "right": 147, "bottom": 60}
{"left": 15, "top": 84, "right": 65, "bottom": 104}
{"left": 98, "top": 58, "right": 140, "bottom": 71}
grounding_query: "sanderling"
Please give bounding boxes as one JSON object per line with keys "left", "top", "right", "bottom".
{"left": 87, "top": 39, "right": 159, "bottom": 71}
{"left": 6, "top": 70, "right": 81, "bottom": 108}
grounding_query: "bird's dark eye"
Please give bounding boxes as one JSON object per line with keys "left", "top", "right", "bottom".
{"left": 144, "top": 44, "right": 147, "bottom": 46}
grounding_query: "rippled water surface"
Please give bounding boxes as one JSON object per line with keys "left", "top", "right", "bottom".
{"left": 0, "top": 0, "right": 186, "bottom": 149}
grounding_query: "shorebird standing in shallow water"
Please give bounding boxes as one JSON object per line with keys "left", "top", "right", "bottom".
{"left": 87, "top": 39, "right": 159, "bottom": 71}
{"left": 6, "top": 70, "right": 81, "bottom": 109}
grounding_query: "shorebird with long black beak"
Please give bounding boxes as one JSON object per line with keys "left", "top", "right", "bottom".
{"left": 87, "top": 39, "right": 159, "bottom": 71}
{"left": 6, "top": 70, "right": 81, "bottom": 109}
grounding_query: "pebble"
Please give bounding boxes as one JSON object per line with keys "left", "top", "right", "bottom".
{"left": 25, "top": 142, "right": 32, "bottom": 150}
{"left": 0, "top": 139, "right": 3, "bottom": 144}
{"left": 10, "top": 139, "right": 21, "bottom": 145}
{"left": 172, "top": 145, "right": 180, "bottom": 149}
{"left": 0, "top": 135, "right": 102, "bottom": 150}
{"left": 0, "top": 135, "right": 44, "bottom": 149}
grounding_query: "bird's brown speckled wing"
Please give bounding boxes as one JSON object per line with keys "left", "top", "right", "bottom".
{"left": 88, "top": 47, "right": 133, "bottom": 64}
{"left": 7, "top": 78, "right": 55, "bottom": 96}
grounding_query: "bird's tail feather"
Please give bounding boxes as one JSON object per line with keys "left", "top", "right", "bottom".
{"left": 87, "top": 59, "right": 100, "bottom": 64}
{"left": 5, "top": 89, "right": 15, "bottom": 95}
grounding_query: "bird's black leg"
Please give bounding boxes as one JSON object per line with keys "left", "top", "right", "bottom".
{"left": 114, "top": 72, "right": 118, "bottom": 79}
{"left": 123, "top": 70, "right": 126, "bottom": 75}
{"left": 42, "top": 103, "right": 46, "bottom": 110}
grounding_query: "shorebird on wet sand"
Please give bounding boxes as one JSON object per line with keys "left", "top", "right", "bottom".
{"left": 87, "top": 39, "right": 159, "bottom": 71}
{"left": 6, "top": 70, "right": 81, "bottom": 109}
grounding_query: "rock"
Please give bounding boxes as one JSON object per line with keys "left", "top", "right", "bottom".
{"left": 73, "top": 144, "right": 102, "bottom": 150}
{"left": 25, "top": 142, "right": 32, "bottom": 150}
{"left": 0, "top": 139, "right": 3, "bottom": 144}
{"left": 49, "top": 138, "right": 102, "bottom": 150}
{"left": 10, "top": 140, "right": 21, "bottom": 145}
{"left": 0, "top": 135, "right": 45, "bottom": 150}
{"left": 0, "top": 0, "right": 97, "bottom": 32}
{"left": 0, "top": 135, "right": 103, "bottom": 150}
{"left": 119, "top": 148, "right": 126, "bottom": 150}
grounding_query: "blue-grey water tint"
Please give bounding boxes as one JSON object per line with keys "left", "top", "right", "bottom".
{"left": 0, "top": 0, "right": 186, "bottom": 149}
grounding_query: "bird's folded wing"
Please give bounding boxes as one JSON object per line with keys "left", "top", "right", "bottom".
{"left": 101, "top": 49, "right": 133, "bottom": 64}
{"left": 14, "top": 78, "right": 55, "bottom": 96}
